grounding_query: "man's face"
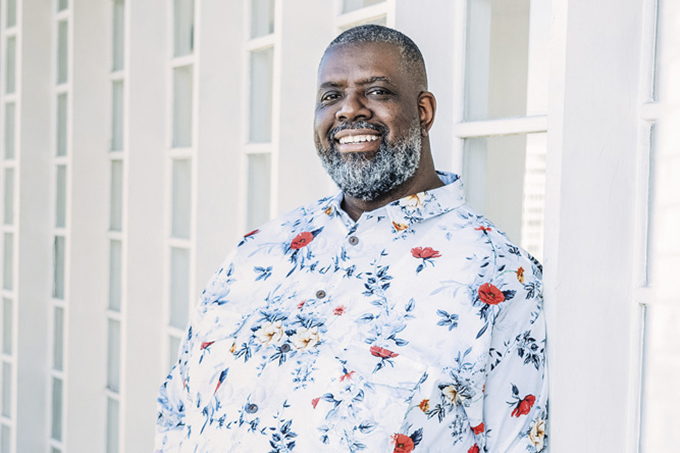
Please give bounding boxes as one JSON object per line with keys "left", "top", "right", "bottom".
{"left": 314, "top": 42, "right": 423, "bottom": 201}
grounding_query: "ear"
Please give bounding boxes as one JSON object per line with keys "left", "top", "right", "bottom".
{"left": 417, "top": 91, "right": 437, "bottom": 137}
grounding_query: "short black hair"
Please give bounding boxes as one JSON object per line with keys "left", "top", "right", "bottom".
{"left": 323, "top": 24, "right": 428, "bottom": 90}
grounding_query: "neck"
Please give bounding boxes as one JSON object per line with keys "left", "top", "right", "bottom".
{"left": 341, "top": 145, "right": 443, "bottom": 221}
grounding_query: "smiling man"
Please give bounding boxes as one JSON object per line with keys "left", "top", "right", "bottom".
{"left": 156, "top": 25, "right": 548, "bottom": 453}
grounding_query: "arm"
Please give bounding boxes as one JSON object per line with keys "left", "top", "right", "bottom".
{"left": 480, "top": 253, "right": 548, "bottom": 453}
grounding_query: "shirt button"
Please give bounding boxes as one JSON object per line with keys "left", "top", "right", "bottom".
{"left": 316, "top": 290, "right": 326, "bottom": 299}
{"left": 280, "top": 343, "right": 291, "bottom": 353}
{"left": 246, "top": 403, "right": 259, "bottom": 414}
{"left": 348, "top": 235, "right": 359, "bottom": 246}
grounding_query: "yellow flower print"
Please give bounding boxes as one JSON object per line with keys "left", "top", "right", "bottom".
{"left": 256, "top": 321, "right": 284, "bottom": 346}
{"left": 291, "top": 327, "right": 320, "bottom": 351}
{"left": 529, "top": 418, "right": 546, "bottom": 450}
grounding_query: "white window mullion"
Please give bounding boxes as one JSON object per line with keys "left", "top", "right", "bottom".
{"left": 106, "top": 2, "right": 127, "bottom": 452}
{"left": 48, "top": 1, "right": 72, "bottom": 451}
{"left": 165, "top": 0, "right": 196, "bottom": 374}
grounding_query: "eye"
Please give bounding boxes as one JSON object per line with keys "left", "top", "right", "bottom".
{"left": 367, "top": 87, "right": 392, "bottom": 97}
{"left": 320, "top": 91, "right": 341, "bottom": 103}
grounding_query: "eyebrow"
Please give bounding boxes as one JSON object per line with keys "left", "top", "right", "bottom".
{"left": 319, "top": 76, "right": 396, "bottom": 90}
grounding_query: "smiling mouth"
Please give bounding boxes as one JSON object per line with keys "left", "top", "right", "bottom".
{"left": 337, "top": 134, "right": 381, "bottom": 145}
{"left": 332, "top": 128, "right": 383, "bottom": 152}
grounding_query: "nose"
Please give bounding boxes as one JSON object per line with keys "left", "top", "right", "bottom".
{"left": 335, "top": 90, "right": 371, "bottom": 122}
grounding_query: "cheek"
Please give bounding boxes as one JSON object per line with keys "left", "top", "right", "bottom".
{"left": 314, "top": 110, "right": 334, "bottom": 143}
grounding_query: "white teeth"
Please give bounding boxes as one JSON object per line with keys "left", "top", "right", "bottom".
{"left": 338, "top": 135, "right": 380, "bottom": 145}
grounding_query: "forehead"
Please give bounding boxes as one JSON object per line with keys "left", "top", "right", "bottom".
{"left": 317, "top": 42, "right": 409, "bottom": 88}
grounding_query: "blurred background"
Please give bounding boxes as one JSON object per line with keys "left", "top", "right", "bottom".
{"left": 0, "top": 0, "right": 678, "bottom": 452}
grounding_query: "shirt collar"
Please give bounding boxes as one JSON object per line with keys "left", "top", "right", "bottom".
{"left": 324, "top": 171, "right": 467, "bottom": 230}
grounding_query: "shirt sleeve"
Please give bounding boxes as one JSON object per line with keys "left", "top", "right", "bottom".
{"left": 154, "top": 327, "right": 193, "bottom": 452}
{"left": 154, "top": 252, "right": 238, "bottom": 452}
{"left": 480, "top": 252, "right": 548, "bottom": 453}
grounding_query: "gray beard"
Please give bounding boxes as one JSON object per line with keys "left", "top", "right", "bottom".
{"left": 316, "top": 120, "right": 422, "bottom": 201}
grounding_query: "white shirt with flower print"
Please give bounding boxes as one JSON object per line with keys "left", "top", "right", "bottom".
{"left": 155, "top": 172, "right": 548, "bottom": 453}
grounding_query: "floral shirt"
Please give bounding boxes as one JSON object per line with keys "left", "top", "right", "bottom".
{"left": 156, "top": 172, "right": 548, "bottom": 453}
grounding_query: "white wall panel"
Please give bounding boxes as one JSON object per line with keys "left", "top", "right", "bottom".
{"left": 544, "top": 1, "right": 644, "bottom": 451}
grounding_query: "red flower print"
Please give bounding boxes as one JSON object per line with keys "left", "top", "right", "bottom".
{"left": 418, "top": 399, "right": 430, "bottom": 412}
{"left": 468, "top": 444, "right": 480, "bottom": 453}
{"left": 392, "top": 433, "right": 415, "bottom": 453}
{"left": 333, "top": 305, "right": 346, "bottom": 316}
{"left": 370, "top": 345, "right": 399, "bottom": 359}
{"left": 475, "top": 226, "right": 491, "bottom": 232}
{"left": 340, "top": 371, "right": 355, "bottom": 381}
{"left": 411, "top": 247, "right": 441, "bottom": 259}
{"left": 297, "top": 300, "right": 306, "bottom": 309}
{"left": 392, "top": 221, "right": 408, "bottom": 232}
{"left": 311, "top": 397, "right": 320, "bottom": 409}
{"left": 471, "top": 422, "right": 484, "bottom": 435}
{"left": 291, "top": 231, "right": 314, "bottom": 249}
{"left": 478, "top": 283, "right": 505, "bottom": 305}
{"left": 244, "top": 229, "right": 259, "bottom": 237}
{"left": 200, "top": 341, "right": 215, "bottom": 350}
{"left": 511, "top": 394, "right": 536, "bottom": 417}
{"left": 517, "top": 267, "right": 525, "bottom": 283}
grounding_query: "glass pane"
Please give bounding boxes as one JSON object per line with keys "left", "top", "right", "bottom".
{"left": 169, "top": 247, "right": 190, "bottom": 329}
{"left": 640, "top": 303, "right": 680, "bottom": 452}
{"left": 106, "top": 397, "right": 120, "bottom": 453}
{"left": 251, "top": 0, "right": 275, "bottom": 38}
{"left": 525, "top": 0, "right": 551, "bottom": 115}
{"left": 173, "top": 0, "right": 195, "bottom": 57}
{"left": 172, "top": 65, "right": 193, "bottom": 147}
{"left": 107, "top": 319, "right": 120, "bottom": 392}
{"left": 1, "top": 363, "right": 10, "bottom": 417}
{"left": 53, "top": 306, "right": 64, "bottom": 371}
{"left": 111, "top": 81, "right": 124, "bottom": 151}
{"left": 110, "top": 160, "right": 123, "bottom": 231}
{"left": 171, "top": 159, "right": 191, "bottom": 239}
{"left": 249, "top": 47, "right": 274, "bottom": 143}
{"left": 57, "top": 93, "right": 68, "bottom": 156}
{"left": 6, "top": 0, "right": 17, "bottom": 27}
{"left": 3, "top": 299, "right": 12, "bottom": 355}
{"left": 57, "top": 20, "right": 68, "bottom": 84}
{"left": 55, "top": 165, "right": 67, "bottom": 228}
{"left": 53, "top": 236, "right": 65, "bottom": 299}
{"left": 463, "top": 133, "right": 546, "bottom": 261}
{"left": 6, "top": 37, "right": 16, "bottom": 94}
{"left": 4, "top": 168, "right": 14, "bottom": 225}
{"left": 342, "top": 0, "right": 385, "bottom": 14}
{"left": 1, "top": 424, "right": 10, "bottom": 453}
{"left": 109, "top": 240, "right": 122, "bottom": 312}
{"left": 465, "top": 0, "right": 531, "bottom": 120}
{"left": 51, "top": 377, "right": 63, "bottom": 441}
{"left": 4, "top": 103, "right": 15, "bottom": 160}
{"left": 58, "top": 0, "right": 68, "bottom": 11}
{"left": 112, "top": 0, "right": 125, "bottom": 72}
{"left": 246, "top": 153, "right": 271, "bottom": 230}
{"left": 3, "top": 234, "right": 12, "bottom": 291}
{"left": 168, "top": 335, "right": 181, "bottom": 371}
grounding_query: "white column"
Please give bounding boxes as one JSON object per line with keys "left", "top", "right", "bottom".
{"left": 14, "top": 0, "right": 51, "bottom": 451}
{"left": 193, "top": 0, "right": 245, "bottom": 288}
{"left": 66, "top": 0, "right": 110, "bottom": 449}
{"left": 122, "top": 0, "right": 167, "bottom": 451}
{"left": 544, "top": 0, "right": 645, "bottom": 450}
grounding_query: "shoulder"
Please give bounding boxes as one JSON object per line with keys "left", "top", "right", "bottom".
{"left": 234, "top": 194, "right": 337, "bottom": 249}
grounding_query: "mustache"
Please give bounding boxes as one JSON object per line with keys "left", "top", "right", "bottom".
{"left": 328, "top": 121, "right": 388, "bottom": 142}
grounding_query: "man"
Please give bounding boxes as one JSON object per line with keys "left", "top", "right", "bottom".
{"left": 156, "top": 25, "right": 547, "bottom": 453}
